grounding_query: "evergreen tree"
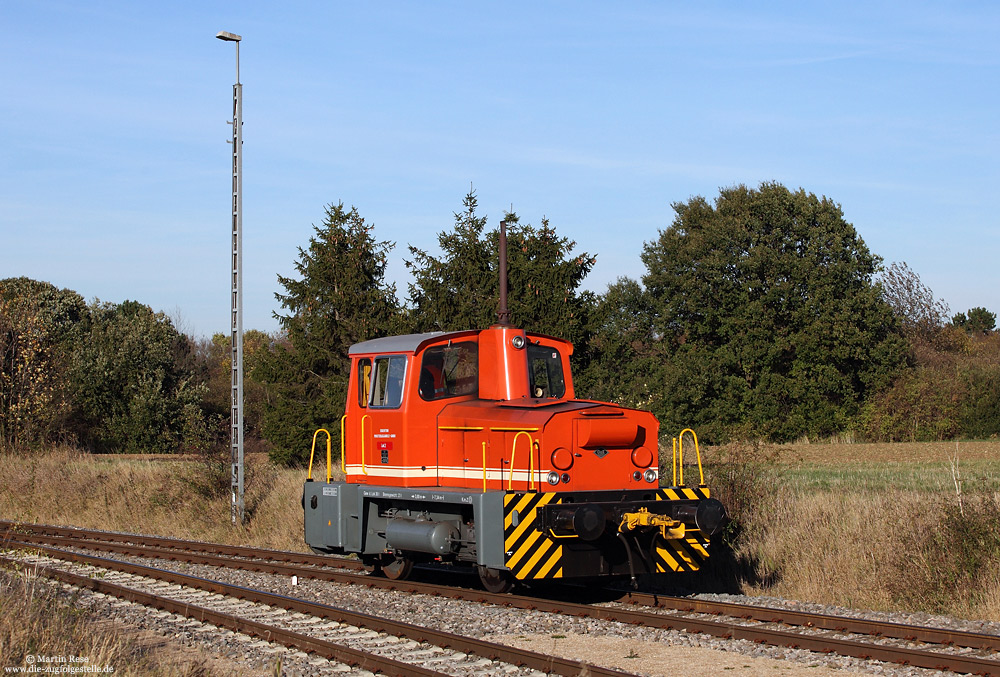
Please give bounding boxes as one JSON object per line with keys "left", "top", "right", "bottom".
{"left": 406, "top": 191, "right": 596, "bottom": 352}
{"left": 641, "top": 182, "right": 907, "bottom": 441}
{"left": 575, "top": 277, "right": 660, "bottom": 409}
{"left": 953, "top": 307, "right": 996, "bottom": 334}
{"left": 256, "top": 203, "right": 402, "bottom": 465}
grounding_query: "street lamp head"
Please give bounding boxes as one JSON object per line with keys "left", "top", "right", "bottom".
{"left": 216, "top": 31, "right": 242, "bottom": 42}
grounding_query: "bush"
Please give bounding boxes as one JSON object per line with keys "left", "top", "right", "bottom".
{"left": 702, "top": 440, "right": 778, "bottom": 542}
{"left": 859, "top": 367, "right": 963, "bottom": 442}
{"left": 890, "top": 488, "right": 1000, "bottom": 613}
{"left": 959, "top": 364, "right": 1000, "bottom": 438}
{"left": 691, "top": 439, "right": 782, "bottom": 592}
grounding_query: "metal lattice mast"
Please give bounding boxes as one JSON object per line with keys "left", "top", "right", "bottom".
{"left": 217, "top": 30, "right": 244, "bottom": 525}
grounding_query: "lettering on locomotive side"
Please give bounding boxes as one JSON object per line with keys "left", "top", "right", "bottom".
{"left": 362, "top": 489, "right": 404, "bottom": 499}
{"left": 322, "top": 487, "right": 338, "bottom": 496}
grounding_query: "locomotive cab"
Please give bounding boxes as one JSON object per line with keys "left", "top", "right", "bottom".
{"left": 340, "top": 324, "right": 662, "bottom": 495}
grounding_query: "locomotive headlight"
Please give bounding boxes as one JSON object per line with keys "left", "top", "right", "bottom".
{"left": 546, "top": 471, "right": 560, "bottom": 485}
{"left": 643, "top": 469, "right": 658, "bottom": 483}
{"left": 511, "top": 335, "right": 526, "bottom": 349}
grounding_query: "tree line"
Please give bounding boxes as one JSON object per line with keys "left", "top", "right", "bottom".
{"left": 2, "top": 183, "right": 997, "bottom": 463}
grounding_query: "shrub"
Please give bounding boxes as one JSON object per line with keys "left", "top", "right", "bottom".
{"left": 859, "top": 367, "right": 963, "bottom": 441}
{"left": 959, "top": 364, "right": 1000, "bottom": 438}
{"left": 890, "top": 488, "right": 1000, "bottom": 613}
{"left": 692, "top": 439, "right": 782, "bottom": 592}
{"left": 702, "top": 439, "right": 778, "bottom": 541}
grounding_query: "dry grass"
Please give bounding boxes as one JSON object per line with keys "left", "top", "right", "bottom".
{"left": 0, "top": 447, "right": 306, "bottom": 674}
{"left": 702, "top": 440, "right": 1000, "bottom": 621}
{"left": 0, "top": 446, "right": 311, "bottom": 552}
{"left": 739, "top": 488, "right": 1000, "bottom": 619}
{"left": 0, "top": 566, "right": 246, "bottom": 675}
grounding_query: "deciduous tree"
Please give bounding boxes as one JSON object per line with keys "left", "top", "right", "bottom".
{"left": 575, "top": 278, "right": 661, "bottom": 410}
{"left": 69, "top": 300, "right": 202, "bottom": 453}
{"left": 0, "top": 278, "right": 86, "bottom": 450}
{"left": 640, "top": 182, "right": 906, "bottom": 441}
{"left": 881, "top": 262, "right": 950, "bottom": 341}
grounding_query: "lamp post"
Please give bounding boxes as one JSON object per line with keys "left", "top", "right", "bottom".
{"left": 217, "top": 30, "right": 244, "bottom": 526}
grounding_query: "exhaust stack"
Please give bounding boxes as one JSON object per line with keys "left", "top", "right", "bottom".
{"left": 497, "top": 220, "right": 510, "bottom": 326}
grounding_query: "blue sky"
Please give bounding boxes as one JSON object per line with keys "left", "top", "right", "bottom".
{"left": 2, "top": 2, "right": 997, "bottom": 338}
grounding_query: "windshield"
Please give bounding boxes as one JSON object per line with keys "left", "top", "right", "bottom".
{"left": 527, "top": 344, "right": 565, "bottom": 398}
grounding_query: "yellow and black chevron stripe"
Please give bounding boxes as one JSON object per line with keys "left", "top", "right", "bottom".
{"left": 653, "top": 533, "right": 711, "bottom": 572}
{"left": 503, "top": 486, "right": 714, "bottom": 578}
{"left": 654, "top": 485, "right": 711, "bottom": 572}
{"left": 503, "top": 492, "right": 564, "bottom": 581}
{"left": 658, "top": 485, "right": 711, "bottom": 501}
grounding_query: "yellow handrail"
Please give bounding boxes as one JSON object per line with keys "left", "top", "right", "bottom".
{"left": 672, "top": 437, "right": 678, "bottom": 487}
{"left": 678, "top": 428, "right": 705, "bottom": 486}
{"left": 339, "top": 414, "right": 347, "bottom": 475}
{"left": 532, "top": 440, "right": 540, "bottom": 492}
{"left": 308, "top": 428, "right": 331, "bottom": 482}
{"left": 677, "top": 434, "right": 684, "bottom": 487}
{"left": 508, "top": 430, "right": 536, "bottom": 491}
{"left": 360, "top": 414, "right": 371, "bottom": 475}
{"left": 481, "top": 441, "right": 487, "bottom": 492}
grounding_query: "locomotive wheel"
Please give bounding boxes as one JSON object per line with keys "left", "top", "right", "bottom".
{"left": 360, "top": 554, "right": 413, "bottom": 580}
{"left": 360, "top": 555, "right": 383, "bottom": 576}
{"left": 382, "top": 555, "right": 414, "bottom": 581}
{"left": 477, "top": 565, "right": 515, "bottom": 594}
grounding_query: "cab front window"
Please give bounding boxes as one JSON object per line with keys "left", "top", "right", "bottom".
{"left": 418, "top": 341, "right": 478, "bottom": 401}
{"left": 528, "top": 344, "right": 565, "bottom": 398}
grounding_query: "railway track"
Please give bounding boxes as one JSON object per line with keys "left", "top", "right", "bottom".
{"left": 1, "top": 547, "right": 629, "bottom": 676}
{"left": 4, "top": 521, "right": 1000, "bottom": 676}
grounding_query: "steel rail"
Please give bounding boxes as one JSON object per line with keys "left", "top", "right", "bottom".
{"left": 1, "top": 542, "right": 632, "bottom": 677}
{"left": 0, "top": 554, "right": 444, "bottom": 677}
{"left": 616, "top": 590, "right": 1000, "bottom": 652}
{"left": 0, "top": 520, "right": 360, "bottom": 569}
{"left": 6, "top": 524, "right": 1000, "bottom": 675}
{"left": 3, "top": 530, "right": 363, "bottom": 579}
{"left": 9, "top": 526, "right": 1000, "bottom": 654}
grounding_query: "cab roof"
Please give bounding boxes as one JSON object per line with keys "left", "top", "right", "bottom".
{"left": 347, "top": 328, "right": 572, "bottom": 357}
{"left": 348, "top": 331, "right": 458, "bottom": 356}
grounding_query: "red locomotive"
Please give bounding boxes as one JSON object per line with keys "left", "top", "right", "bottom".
{"left": 304, "top": 222, "right": 726, "bottom": 591}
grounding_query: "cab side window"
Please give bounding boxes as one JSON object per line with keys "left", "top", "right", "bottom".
{"left": 418, "top": 341, "right": 479, "bottom": 401}
{"left": 370, "top": 355, "right": 407, "bottom": 408}
{"left": 357, "top": 358, "right": 372, "bottom": 407}
{"left": 528, "top": 344, "right": 565, "bottom": 398}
